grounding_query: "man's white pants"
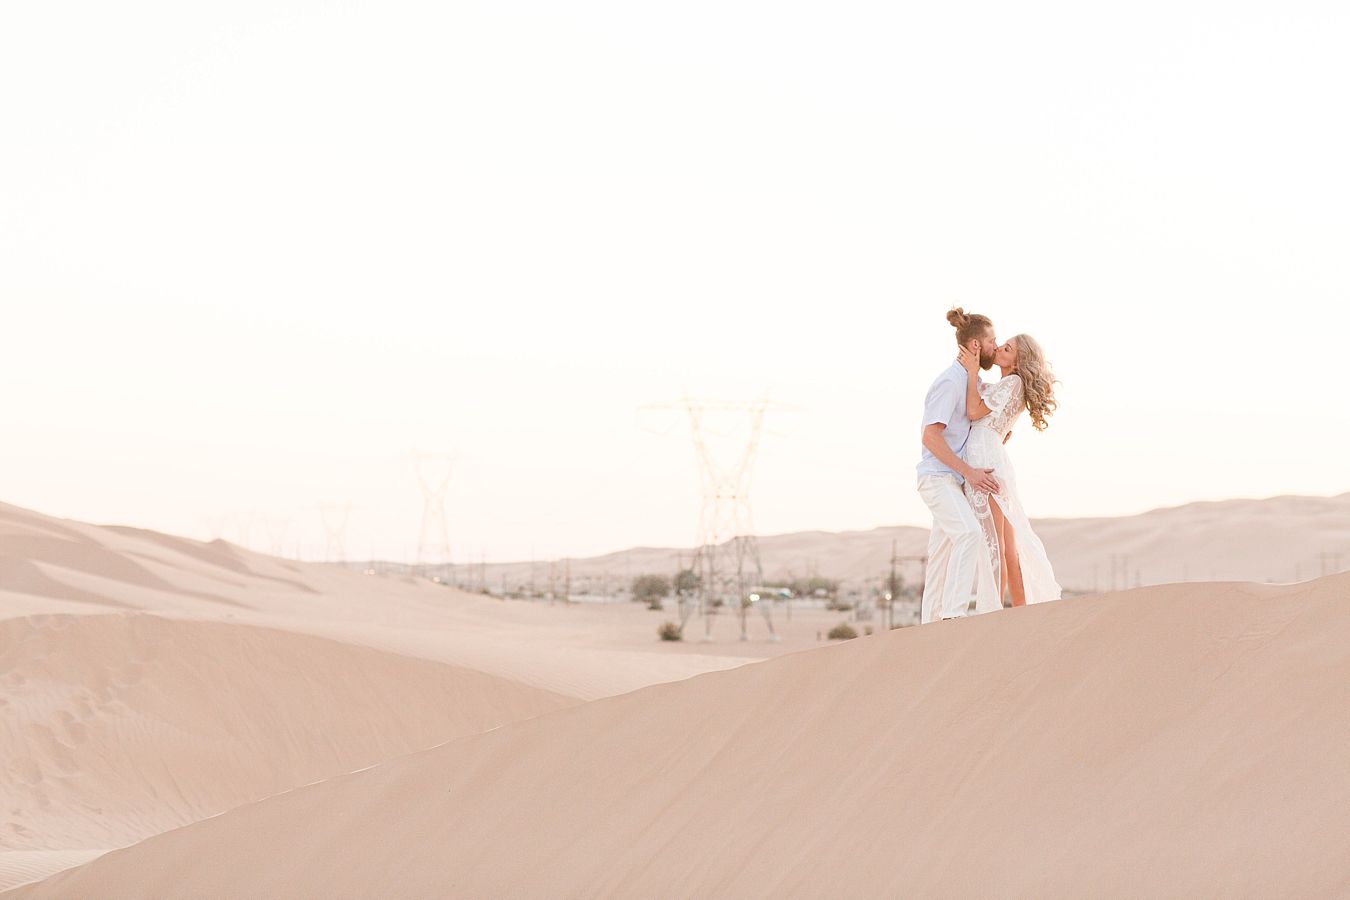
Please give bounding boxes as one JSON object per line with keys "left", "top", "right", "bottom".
{"left": 918, "top": 474, "right": 995, "bottom": 623}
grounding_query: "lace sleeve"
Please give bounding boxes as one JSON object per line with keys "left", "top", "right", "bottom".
{"left": 983, "top": 375, "right": 1023, "bottom": 419}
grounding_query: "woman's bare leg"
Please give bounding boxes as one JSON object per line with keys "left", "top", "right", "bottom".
{"left": 991, "top": 501, "right": 1027, "bottom": 607}
{"left": 997, "top": 522, "right": 1009, "bottom": 607}
{"left": 987, "top": 501, "right": 1007, "bottom": 607}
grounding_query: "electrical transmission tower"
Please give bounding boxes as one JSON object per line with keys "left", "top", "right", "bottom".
{"left": 414, "top": 454, "right": 455, "bottom": 578}
{"left": 319, "top": 504, "right": 351, "bottom": 563}
{"left": 259, "top": 516, "right": 293, "bottom": 558}
{"left": 645, "top": 397, "right": 786, "bottom": 642}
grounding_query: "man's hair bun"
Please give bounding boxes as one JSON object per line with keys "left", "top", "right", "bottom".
{"left": 946, "top": 306, "right": 994, "bottom": 344}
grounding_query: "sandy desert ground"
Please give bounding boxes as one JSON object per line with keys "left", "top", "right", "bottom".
{"left": 2, "top": 499, "right": 1348, "bottom": 897}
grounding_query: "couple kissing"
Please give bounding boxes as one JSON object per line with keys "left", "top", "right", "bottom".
{"left": 916, "top": 307, "right": 1063, "bottom": 623}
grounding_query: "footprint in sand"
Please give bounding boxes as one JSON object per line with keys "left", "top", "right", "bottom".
{"left": 25, "top": 725, "right": 78, "bottom": 775}
{"left": 4, "top": 821, "right": 35, "bottom": 841}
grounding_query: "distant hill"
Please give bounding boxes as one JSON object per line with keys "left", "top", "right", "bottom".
{"left": 387, "top": 493, "right": 1350, "bottom": 596}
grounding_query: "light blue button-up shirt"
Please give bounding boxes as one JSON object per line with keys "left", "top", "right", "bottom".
{"left": 916, "top": 360, "right": 972, "bottom": 484}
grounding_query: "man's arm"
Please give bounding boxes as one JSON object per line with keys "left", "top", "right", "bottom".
{"left": 964, "top": 367, "right": 992, "bottom": 420}
{"left": 922, "top": 423, "right": 999, "bottom": 493}
{"left": 958, "top": 346, "right": 992, "bottom": 420}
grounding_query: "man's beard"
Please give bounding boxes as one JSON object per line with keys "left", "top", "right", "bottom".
{"left": 980, "top": 349, "right": 996, "bottom": 370}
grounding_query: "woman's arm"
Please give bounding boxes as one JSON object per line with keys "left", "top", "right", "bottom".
{"left": 958, "top": 345, "right": 992, "bottom": 420}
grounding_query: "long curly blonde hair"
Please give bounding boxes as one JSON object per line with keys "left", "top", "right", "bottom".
{"left": 1011, "top": 334, "right": 1058, "bottom": 431}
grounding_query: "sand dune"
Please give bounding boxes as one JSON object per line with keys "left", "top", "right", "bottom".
{"left": 0, "top": 502, "right": 789, "bottom": 700}
{"left": 0, "top": 502, "right": 318, "bottom": 615}
{"left": 0, "top": 612, "right": 573, "bottom": 890}
{"left": 12, "top": 573, "right": 1348, "bottom": 898}
{"left": 5, "top": 500, "right": 1348, "bottom": 896}
{"left": 0, "top": 853, "right": 104, "bottom": 895}
{"left": 1, "top": 503, "right": 804, "bottom": 892}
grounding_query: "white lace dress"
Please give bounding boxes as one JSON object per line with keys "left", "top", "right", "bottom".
{"left": 962, "top": 374, "right": 1063, "bottom": 608}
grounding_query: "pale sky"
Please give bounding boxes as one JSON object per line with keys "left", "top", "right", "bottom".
{"left": 3, "top": 1, "right": 1347, "bottom": 562}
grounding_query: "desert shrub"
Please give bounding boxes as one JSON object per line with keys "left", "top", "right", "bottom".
{"left": 674, "top": 569, "right": 701, "bottom": 594}
{"left": 864, "top": 626, "right": 873, "bottom": 636}
{"left": 827, "top": 622, "right": 858, "bottom": 640}
{"left": 658, "top": 621, "right": 683, "bottom": 641}
{"left": 632, "top": 574, "right": 671, "bottom": 606}
{"left": 789, "top": 576, "right": 841, "bottom": 597}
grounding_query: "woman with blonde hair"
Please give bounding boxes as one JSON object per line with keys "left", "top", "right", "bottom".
{"left": 956, "top": 322, "right": 1063, "bottom": 607}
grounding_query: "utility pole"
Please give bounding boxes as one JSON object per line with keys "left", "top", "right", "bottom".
{"left": 886, "top": 539, "right": 898, "bottom": 630}
{"left": 1107, "top": 554, "right": 1131, "bottom": 592}
{"left": 888, "top": 549, "right": 929, "bottom": 626}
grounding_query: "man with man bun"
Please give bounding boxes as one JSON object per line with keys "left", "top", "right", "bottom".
{"left": 916, "top": 308, "right": 1002, "bottom": 622}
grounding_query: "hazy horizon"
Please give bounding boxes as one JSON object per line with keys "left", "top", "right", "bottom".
{"left": 4, "top": 1, "right": 1348, "bottom": 562}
